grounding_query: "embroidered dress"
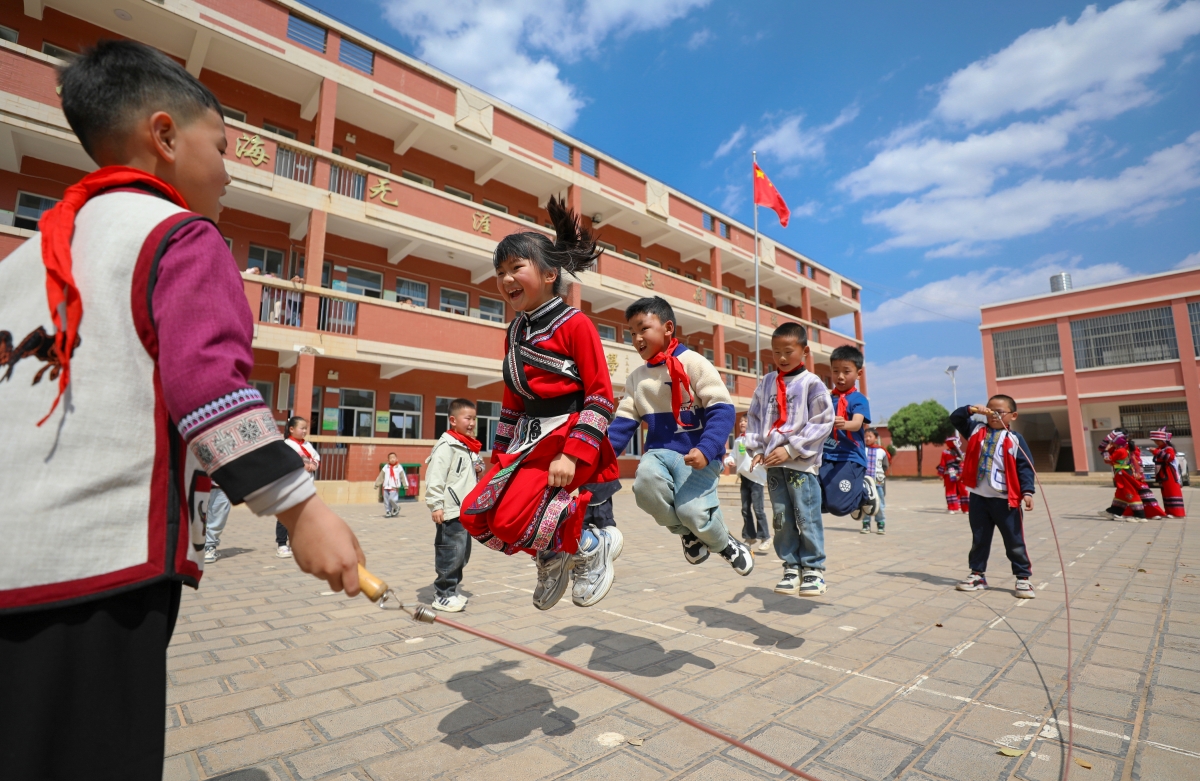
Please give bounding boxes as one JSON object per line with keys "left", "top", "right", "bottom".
{"left": 936, "top": 440, "right": 969, "bottom": 511}
{"left": 1127, "top": 446, "right": 1164, "bottom": 519}
{"left": 1109, "top": 447, "right": 1145, "bottom": 515}
{"left": 461, "top": 298, "right": 618, "bottom": 556}
{"left": 1153, "top": 444, "right": 1185, "bottom": 517}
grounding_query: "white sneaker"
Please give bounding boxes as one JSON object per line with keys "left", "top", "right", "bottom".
{"left": 276, "top": 544, "right": 292, "bottom": 558}
{"left": 572, "top": 527, "right": 622, "bottom": 607}
{"left": 755, "top": 538, "right": 772, "bottom": 553}
{"left": 774, "top": 568, "right": 800, "bottom": 595}
{"left": 1014, "top": 579, "right": 1036, "bottom": 599}
{"left": 798, "top": 569, "right": 827, "bottom": 596}
{"left": 532, "top": 551, "right": 573, "bottom": 611}
{"left": 203, "top": 547, "right": 219, "bottom": 564}
{"left": 432, "top": 594, "right": 468, "bottom": 612}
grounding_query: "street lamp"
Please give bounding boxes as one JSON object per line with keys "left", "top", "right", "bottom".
{"left": 945, "top": 365, "right": 959, "bottom": 409}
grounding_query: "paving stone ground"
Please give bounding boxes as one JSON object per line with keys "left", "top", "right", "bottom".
{"left": 164, "top": 480, "right": 1200, "bottom": 781}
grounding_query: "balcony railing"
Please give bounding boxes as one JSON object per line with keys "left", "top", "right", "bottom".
{"left": 259, "top": 286, "right": 304, "bottom": 327}
{"left": 329, "top": 163, "right": 367, "bottom": 200}
{"left": 275, "top": 143, "right": 316, "bottom": 185}
{"left": 317, "top": 296, "right": 358, "bottom": 335}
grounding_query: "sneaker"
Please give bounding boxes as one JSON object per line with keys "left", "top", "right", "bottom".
{"left": 1014, "top": 579, "right": 1036, "bottom": 599}
{"left": 755, "top": 538, "right": 772, "bottom": 554}
{"left": 203, "top": 547, "right": 219, "bottom": 564}
{"left": 853, "top": 477, "right": 880, "bottom": 521}
{"left": 719, "top": 539, "right": 754, "bottom": 576}
{"left": 860, "top": 527, "right": 871, "bottom": 534}
{"left": 1100, "top": 506, "right": 1122, "bottom": 519}
{"left": 276, "top": 544, "right": 292, "bottom": 558}
{"left": 956, "top": 571, "right": 987, "bottom": 591}
{"left": 432, "top": 593, "right": 468, "bottom": 612}
{"left": 533, "top": 551, "right": 573, "bottom": 611}
{"left": 851, "top": 506, "right": 864, "bottom": 521}
{"left": 681, "top": 532, "right": 709, "bottom": 565}
{"left": 876, "top": 528, "right": 886, "bottom": 535}
{"left": 798, "top": 569, "right": 827, "bottom": 596}
{"left": 775, "top": 567, "right": 800, "bottom": 595}
{"left": 572, "top": 528, "right": 622, "bottom": 607}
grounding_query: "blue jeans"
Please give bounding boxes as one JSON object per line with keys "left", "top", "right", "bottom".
{"left": 766, "top": 467, "right": 825, "bottom": 571}
{"left": 204, "top": 487, "right": 230, "bottom": 550}
{"left": 633, "top": 449, "right": 730, "bottom": 552}
{"left": 864, "top": 482, "right": 886, "bottom": 530}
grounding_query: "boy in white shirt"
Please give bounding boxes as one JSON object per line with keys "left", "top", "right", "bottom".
{"left": 725, "top": 417, "right": 770, "bottom": 552}
{"left": 425, "top": 399, "right": 484, "bottom": 612}
{"left": 375, "top": 453, "right": 407, "bottom": 518}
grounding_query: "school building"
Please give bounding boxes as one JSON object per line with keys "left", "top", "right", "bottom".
{"left": 0, "top": 0, "right": 864, "bottom": 500}
{"left": 981, "top": 268, "right": 1200, "bottom": 475}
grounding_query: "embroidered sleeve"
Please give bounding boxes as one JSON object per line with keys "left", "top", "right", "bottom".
{"left": 562, "top": 316, "right": 615, "bottom": 466}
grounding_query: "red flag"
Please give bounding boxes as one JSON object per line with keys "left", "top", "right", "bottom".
{"left": 753, "top": 162, "right": 790, "bottom": 228}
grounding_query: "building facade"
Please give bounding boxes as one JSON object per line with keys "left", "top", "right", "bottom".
{"left": 981, "top": 268, "right": 1200, "bottom": 475}
{"left": 0, "top": 0, "right": 863, "bottom": 498}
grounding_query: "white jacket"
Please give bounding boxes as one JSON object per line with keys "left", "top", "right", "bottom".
{"left": 424, "top": 432, "right": 482, "bottom": 520}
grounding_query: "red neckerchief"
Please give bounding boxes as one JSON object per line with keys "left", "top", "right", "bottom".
{"left": 288, "top": 437, "right": 314, "bottom": 459}
{"left": 387, "top": 464, "right": 399, "bottom": 482}
{"left": 447, "top": 430, "right": 482, "bottom": 453}
{"left": 772, "top": 366, "right": 802, "bottom": 431}
{"left": 830, "top": 385, "right": 857, "bottom": 441}
{"left": 649, "top": 338, "right": 695, "bottom": 429}
{"left": 36, "top": 166, "right": 189, "bottom": 425}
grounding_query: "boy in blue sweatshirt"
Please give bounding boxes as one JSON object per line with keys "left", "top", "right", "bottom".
{"left": 821, "top": 345, "right": 880, "bottom": 520}
{"left": 608, "top": 297, "right": 753, "bottom": 575}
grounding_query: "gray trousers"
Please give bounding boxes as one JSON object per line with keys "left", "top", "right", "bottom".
{"left": 633, "top": 449, "right": 730, "bottom": 552}
{"left": 204, "top": 488, "right": 230, "bottom": 550}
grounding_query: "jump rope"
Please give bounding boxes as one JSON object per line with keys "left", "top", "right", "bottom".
{"left": 351, "top": 407, "right": 1085, "bottom": 781}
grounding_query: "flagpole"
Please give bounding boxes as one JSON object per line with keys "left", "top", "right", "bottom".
{"left": 753, "top": 150, "right": 761, "bottom": 378}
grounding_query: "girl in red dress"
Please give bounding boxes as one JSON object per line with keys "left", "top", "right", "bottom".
{"left": 1100, "top": 431, "right": 1146, "bottom": 521}
{"left": 461, "top": 196, "right": 621, "bottom": 611}
{"left": 936, "top": 436, "right": 969, "bottom": 513}
{"left": 1151, "top": 427, "right": 1186, "bottom": 517}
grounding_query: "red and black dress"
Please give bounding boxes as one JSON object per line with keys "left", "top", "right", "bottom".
{"left": 461, "top": 297, "right": 619, "bottom": 556}
{"left": 1154, "top": 444, "right": 1185, "bottom": 517}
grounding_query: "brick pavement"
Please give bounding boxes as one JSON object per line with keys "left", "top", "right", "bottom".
{"left": 164, "top": 481, "right": 1200, "bottom": 780}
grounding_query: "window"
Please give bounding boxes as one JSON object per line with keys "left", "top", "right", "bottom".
{"left": 1189, "top": 302, "right": 1200, "bottom": 357}
{"left": 388, "top": 393, "right": 422, "bottom": 439}
{"left": 717, "top": 221, "right": 729, "bottom": 239}
{"left": 401, "top": 170, "right": 434, "bottom": 187}
{"left": 476, "top": 401, "right": 501, "bottom": 451}
{"left": 42, "top": 42, "right": 74, "bottom": 59}
{"left": 992, "top": 324, "right": 1062, "bottom": 378}
{"left": 339, "top": 38, "right": 374, "bottom": 74}
{"left": 1070, "top": 306, "right": 1178, "bottom": 370}
{"left": 737, "top": 356, "right": 748, "bottom": 372}
{"left": 396, "top": 278, "right": 428, "bottom": 307}
{"left": 553, "top": 140, "right": 573, "bottom": 165}
{"left": 597, "top": 324, "right": 617, "bottom": 341}
{"left": 434, "top": 397, "right": 454, "bottom": 439}
{"left": 345, "top": 267, "right": 383, "bottom": 298}
{"left": 580, "top": 152, "right": 598, "bottom": 177}
{"left": 248, "top": 245, "right": 285, "bottom": 276}
{"left": 621, "top": 250, "right": 640, "bottom": 261}
{"left": 0, "top": 25, "right": 17, "bottom": 44}
{"left": 221, "top": 106, "right": 247, "bottom": 123}
{"left": 13, "top": 192, "right": 57, "bottom": 230}
{"left": 287, "top": 14, "right": 327, "bottom": 53}
{"left": 251, "top": 381, "right": 274, "bottom": 412}
{"left": 724, "top": 354, "right": 733, "bottom": 370}
{"left": 685, "top": 272, "right": 696, "bottom": 280}
{"left": 1119, "top": 402, "right": 1190, "bottom": 438}
{"left": 478, "top": 296, "right": 505, "bottom": 323}
{"left": 338, "top": 389, "right": 375, "bottom": 437}
{"left": 703, "top": 213, "right": 713, "bottom": 231}
{"left": 668, "top": 267, "right": 681, "bottom": 275}
{"left": 355, "top": 154, "right": 390, "bottom": 172}
{"left": 289, "top": 249, "right": 305, "bottom": 280}
{"left": 703, "top": 348, "right": 714, "bottom": 361}
{"left": 646, "top": 259, "right": 662, "bottom": 268}
{"left": 481, "top": 198, "right": 509, "bottom": 214}
{"left": 597, "top": 241, "right": 617, "bottom": 253}
{"left": 518, "top": 212, "right": 538, "bottom": 223}
{"left": 262, "top": 122, "right": 297, "bottom": 140}
{"left": 440, "top": 288, "right": 469, "bottom": 316}
{"left": 444, "top": 185, "right": 473, "bottom": 202}
{"left": 623, "top": 329, "right": 633, "bottom": 345}
{"left": 722, "top": 297, "right": 732, "bottom": 315}
{"left": 806, "top": 265, "right": 815, "bottom": 279}
{"left": 706, "top": 291, "right": 717, "bottom": 310}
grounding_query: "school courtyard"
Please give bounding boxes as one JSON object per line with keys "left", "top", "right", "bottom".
{"left": 164, "top": 481, "right": 1200, "bottom": 781}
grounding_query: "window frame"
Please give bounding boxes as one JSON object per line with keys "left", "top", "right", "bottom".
{"left": 338, "top": 388, "right": 376, "bottom": 438}
{"left": 0, "top": 24, "right": 18, "bottom": 44}
{"left": 476, "top": 400, "right": 501, "bottom": 451}
{"left": 355, "top": 153, "right": 390, "bottom": 172}
{"left": 13, "top": 191, "right": 58, "bottom": 231}
{"left": 481, "top": 198, "right": 509, "bottom": 214}
{"left": 388, "top": 392, "right": 423, "bottom": 439}
{"left": 344, "top": 266, "right": 384, "bottom": 299}
{"left": 579, "top": 152, "right": 599, "bottom": 177}
{"left": 991, "top": 324, "right": 1062, "bottom": 378}
{"left": 41, "top": 42, "right": 74, "bottom": 59}
{"left": 286, "top": 14, "right": 328, "bottom": 53}
{"left": 221, "top": 106, "right": 247, "bottom": 123}
{"left": 478, "top": 295, "right": 506, "bottom": 323}
{"left": 553, "top": 140, "right": 573, "bottom": 166}
{"left": 395, "top": 277, "right": 429, "bottom": 308}
{"left": 247, "top": 244, "right": 286, "bottom": 277}
{"left": 597, "top": 324, "right": 617, "bottom": 342}
{"left": 401, "top": 170, "right": 434, "bottom": 187}
{"left": 1070, "top": 306, "right": 1178, "bottom": 370}
{"left": 439, "top": 287, "right": 469, "bottom": 317}
{"left": 338, "top": 37, "right": 375, "bottom": 74}
{"left": 262, "top": 122, "right": 297, "bottom": 140}
{"left": 444, "top": 185, "right": 473, "bottom": 202}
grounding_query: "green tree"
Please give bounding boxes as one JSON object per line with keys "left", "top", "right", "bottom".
{"left": 888, "top": 399, "right": 954, "bottom": 477}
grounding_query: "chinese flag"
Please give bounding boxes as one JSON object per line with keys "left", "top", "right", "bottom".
{"left": 753, "top": 162, "right": 790, "bottom": 228}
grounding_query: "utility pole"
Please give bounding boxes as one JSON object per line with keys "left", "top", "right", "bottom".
{"left": 945, "top": 365, "right": 959, "bottom": 409}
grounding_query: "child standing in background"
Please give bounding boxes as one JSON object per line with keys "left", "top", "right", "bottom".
{"left": 862, "top": 427, "right": 889, "bottom": 534}
{"left": 821, "top": 346, "right": 879, "bottom": 521}
{"left": 282, "top": 416, "right": 321, "bottom": 558}
{"left": 375, "top": 453, "right": 407, "bottom": 518}
{"left": 1150, "top": 428, "right": 1186, "bottom": 517}
{"left": 726, "top": 416, "right": 771, "bottom": 553}
{"left": 937, "top": 436, "right": 968, "bottom": 513}
{"left": 425, "top": 399, "right": 483, "bottom": 612}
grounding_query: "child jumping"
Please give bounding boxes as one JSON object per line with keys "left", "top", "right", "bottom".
{"left": 425, "top": 399, "right": 484, "bottom": 612}
{"left": 1150, "top": 428, "right": 1186, "bottom": 517}
{"left": 746, "top": 323, "right": 834, "bottom": 596}
{"left": 460, "top": 197, "right": 620, "bottom": 611}
{"left": 0, "top": 41, "right": 362, "bottom": 779}
{"left": 951, "top": 397, "right": 1036, "bottom": 598}
{"left": 862, "top": 427, "right": 889, "bottom": 534}
{"left": 375, "top": 453, "right": 408, "bottom": 518}
{"left": 608, "top": 296, "right": 752, "bottom": 575}
{"left": 937, "top": 435, "right": 968, "bottom": 513}
{"left": 822, "top": 346, "right": 879, "bottom": 521}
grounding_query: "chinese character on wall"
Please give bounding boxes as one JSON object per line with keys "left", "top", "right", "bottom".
{"left": 234, "top": 134, "right": 270, "bottom": 167}
{"left": 643, "top": 271, "right": 654, "bottom": 290}
{"left": 693, "top": 287, "right": 703, "bottom": 303}
{"left": 472, "top": 213, "right": 492, "bottom": 234}
{"left": 368, "top": 178, "right": 399, "bottom": 207}
{"left": 606, "top": 353, "right": 618, "bottom": 374}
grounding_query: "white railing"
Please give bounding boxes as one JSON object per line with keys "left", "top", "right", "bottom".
{"left": 317, "top": 295, "right": 357, "bottom": 335}
{"left": 259, "top": 287, "right": 303, "bottom": 327}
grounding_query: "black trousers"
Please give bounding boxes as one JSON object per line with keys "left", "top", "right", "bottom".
{"left": 583, "top": 497, "right": 617, "bottom": 530}
{"left": 276, "top": 520, "right": 289, "bottom": 546}
{"left": 0, "top": 580, "right": 183, "bottom": 781}
{"left": 967, "top": 493, "right": 1032, "bottom": 578}
{"left": 739, "top": 476, "right": 769, "bottom": 540}
{"left": 434, "top": 518, "right": 473, "bottom": 598}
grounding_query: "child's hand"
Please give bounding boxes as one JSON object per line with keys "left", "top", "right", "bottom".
{"left": 833, "top": 415, "right": 847, "bottom": 430}
{"left": 684, "top": 448, "right": 708, "bottom": 470}
{"left": 548, "top": 453, "right": 578, "bottom": 488}
{"left": 277, "top": 496, "right": 365, "bottom": 596}
{"left": 431, "top": 509, "right": 444, "bottom": 524}
{"left": 1023, "top": 495, "right": 1034, "bottom": 511}
{"left": 750, "top": 454, "right": 764, "bottom": 469}
{"left": 763, "top": 446, "right": 790, "bottom": 467}
{"left": 303, "top": 459, "right": 318, "bottom": 473}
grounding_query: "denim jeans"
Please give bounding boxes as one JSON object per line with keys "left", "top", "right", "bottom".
{"left": 435, "top": 518, "right": 473, "bottom": 598}
{"left": 383, "top": 488, "right": 400, "bottom": 515}
{"left": 863, "top": 482, "right": 886, "bottom": 530}
{"left": 740, "top": 476, "right": 769, "bottom": 541}
{"left": 204, "top": 487, "right": 230, "bottom": 550}
{"left": 766, "top": 467, "right": 825, "bottom": 571}
{"left": 632, "top": 449, "right": 730, "bottom": 552}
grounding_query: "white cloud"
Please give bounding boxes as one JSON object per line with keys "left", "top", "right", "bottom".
{"left": 713, "top": 125, "right": 746, "bottom": 159}
{"left": 717, "top": 184, "right": 744, "bottom": 214}
{"left": 380, "top": 0, "right": 710, "bottom": 128}
{"left": 754, "top": 105, "right": 859, "bottom": 166}
{"left": 791, "top": 200, "right": 819, "bottom": 219}
{"left": 1176, "top": 250, "right": 1200, "bottom": 268}
{"left": 840, "top": 0, "right": 1200, "bottom": 255}
{"left": 867, "top": 355, "right": 986, "bottom": 421}
{"left": 864, "top": 253, "right": 1131, "bottom": 330}
{"left": 687, "top": 28, "right": 713, "bottom": 49}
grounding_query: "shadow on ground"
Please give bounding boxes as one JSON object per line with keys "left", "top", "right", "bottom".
{"left": 728, "top": 586, "right": 820, "bottom": 618}
{"left": 685, "top": 604, "right": 805, "bottom": 649}
{"left": 877, "top": 571, "right": 961, "bottom": 587}
{"left": 213, "top": 547, "right": 254, "bottom": 560}
{"left": 439, "top": 661, "right": 577, "bottom": 749}
{"left": 545, "top": 626, "right": 716, "bottom": 676}
{"left": 209, "top": 770, "right": 270, "bottom": 781}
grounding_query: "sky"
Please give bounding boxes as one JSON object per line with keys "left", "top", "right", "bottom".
{"left": 304, "top": 0, "right": 1200, "bottom": 418}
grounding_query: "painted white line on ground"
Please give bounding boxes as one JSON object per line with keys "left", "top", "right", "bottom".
{"left": 949, "top": 641, "right": 974, "bottom": 657}
{"left": 1068, "top": 561, "right": 1076, "bottom": 567}
{"left": 1037, "top": 582, "right": 1049, "bottom": 590}
{"left": 988, "top": 616, "right": 1007, "bottom": 629}
{"left": 1053, "top": 571, "right": 1062, "bottom": 578}
{"left": 898, "top": 675, "right": 928, "bottom": 697}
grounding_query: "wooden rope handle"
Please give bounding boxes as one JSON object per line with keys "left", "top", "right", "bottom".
{"left": 357, "top": 564, "right": 388, "bottom": 602}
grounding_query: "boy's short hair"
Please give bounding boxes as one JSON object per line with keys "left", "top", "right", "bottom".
{"left": 989, "top": 394, "right": 1018, "bottom": 413}
{"left": 58, "top": 40, "right": 222, "bottom": 160}
{"left": 772, "top": 322, "right": 808, "bottom": 345}
{"left": 625, "top": 296, "right": 675, "bottom": 325}
{"left": 387, "top": 452, "right": 397, "bottom": 457}
{"left": 864, "top": 427, "right": 877, "bottom": 437}
{"left": 829, "top": 345, "right": 864, "bottom": 370}
{"left": 448, "top": 398, "right": 476, "bottom": 416}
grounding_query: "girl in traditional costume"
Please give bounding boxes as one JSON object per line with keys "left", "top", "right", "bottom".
{"left": 1150, "top": 427, "right": 1185, "bottom": 517}
{"left": 937, "top": 435, "right": 969, "bottom": 513}
{"left": 461, "top": 197, "right": 621, "bottom": 611}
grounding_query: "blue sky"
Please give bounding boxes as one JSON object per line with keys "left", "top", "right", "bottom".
{"left": 305, "top": 0, "right": 1200, "bottom": 418}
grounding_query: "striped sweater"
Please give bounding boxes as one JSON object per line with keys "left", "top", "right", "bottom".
{"left": 744, "top": 368, "right": 834, "bottom": 473}
{"left": 608, "top": 345, "right": 736, "bottom": 465}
